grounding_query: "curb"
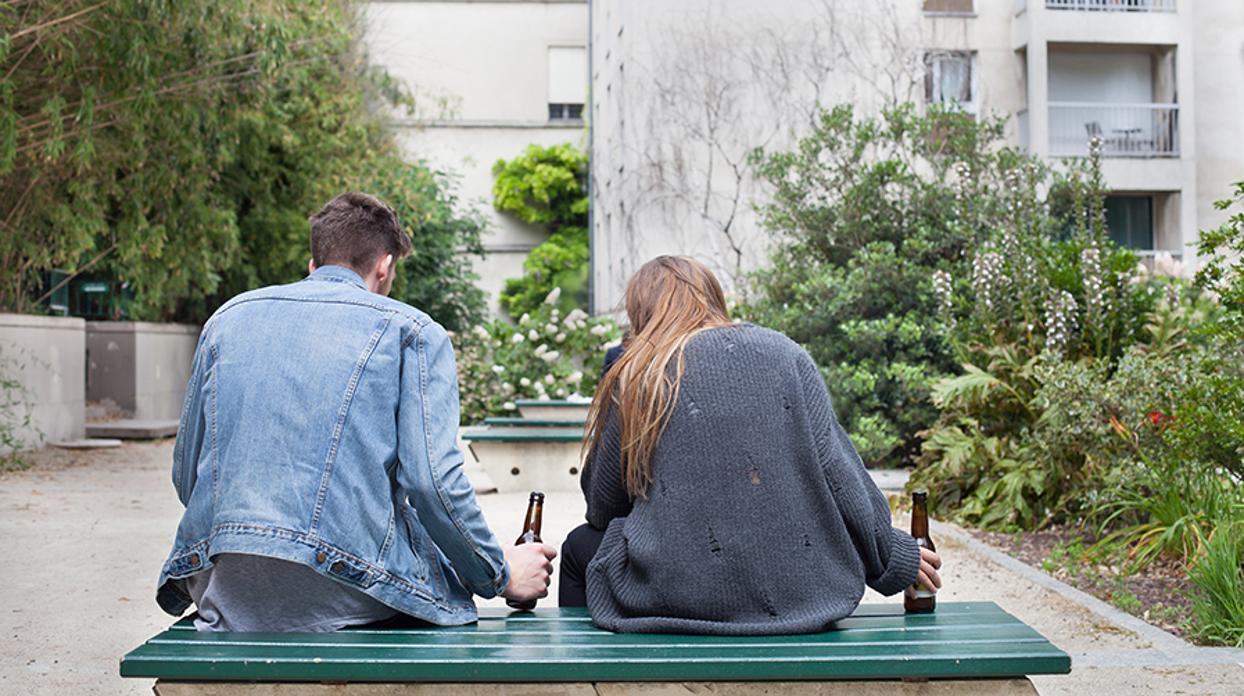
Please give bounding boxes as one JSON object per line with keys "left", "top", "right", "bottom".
{"left": 931, "top": 519, "right": 1244, "bottom": 666}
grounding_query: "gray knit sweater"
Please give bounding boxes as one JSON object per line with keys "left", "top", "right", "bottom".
{"left": 582, "top": 324, "right": 920, "bottom": 635}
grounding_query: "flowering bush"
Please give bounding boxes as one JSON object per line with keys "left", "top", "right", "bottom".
{"left": 454, "top": 287, "right": 622, "bottom": 424}
{"left": 910, "top": 140, "right": 1218, "bottom": 528}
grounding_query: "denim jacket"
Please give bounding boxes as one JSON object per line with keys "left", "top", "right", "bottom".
{"left": 157, "top": 265, "right": 509, "bottom": 625}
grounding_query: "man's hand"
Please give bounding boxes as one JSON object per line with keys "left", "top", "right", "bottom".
{"left": 906, "top": 547, "right": 943, "bottom": 597}
{"left": 502, "top": 543, "right": 558, "bottom": 602}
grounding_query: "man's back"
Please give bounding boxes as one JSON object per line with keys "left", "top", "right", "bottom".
{"left": 158, "top": 265, "right": 510, "bottom": 628}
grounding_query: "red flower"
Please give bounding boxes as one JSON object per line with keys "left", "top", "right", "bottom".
{"left": 1146, "top": 411, "right": 1176, "bottom": 429}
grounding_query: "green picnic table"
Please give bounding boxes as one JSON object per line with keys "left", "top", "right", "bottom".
{"left": 121, "top": 602, "right": 1069, "bottom": 694}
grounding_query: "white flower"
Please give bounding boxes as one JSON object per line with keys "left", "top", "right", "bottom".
{"left": 541, "top": 350, "right": 561, "bottom": 363}
{"left": 491, "top": 365, "right": 505, "bottom": 374}
{"left": 527, "top": 329, "right": 539, "bottom": 341}
{"left": 556, "top": 388, "right": 567, "bottom": 397}
{"left": 550, "top": 309, "right": 560, "bottom": 320}
{"left": 471, "top": 325, "right": 490, "bottom": 340}
{"left": 544, "top": 287, "right": 562, "bottom": 305}
{"left": 590, "top": 324, "right": 609, "bottom": 336}
{"left": 1153, "top": 252, "right": 1185, "bottom": 278}
{"left": 520, "top": 377, "right": 531, "bottom": 387}
{"left": 519, "top": 313, "right": 530, "bottom": 325}
{"left": 534, "top": 343, "right": 548, "bottom": 356}
{"left": 511, "top": 333, "right": 525, "bottom": 344}
{"left": 544, "top": 374, "right": 555, "bottom": 385}
{"left": 502, "top": 382, "right": 514, "bottom": 392}
{"left": 554, "top": 332, "right": 566, "bottom": 343}
{"left": 546, "top": 323, "right": 558, "bottom": 335}
{"left": 503, "top": 401, "right": 516, "bottom": 411}
{"left": 563, "top": 309, "right": 588, "bottom": 327}
{"left": 566, "top": 371, "right": 583, "bottom": 385}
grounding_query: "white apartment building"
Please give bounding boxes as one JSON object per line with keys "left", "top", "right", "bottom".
{"left": 589, "top": 0, "right": 1244, "bottom": 314}
{"left": 363, "top": 1, "right": 588, "bottom": 314}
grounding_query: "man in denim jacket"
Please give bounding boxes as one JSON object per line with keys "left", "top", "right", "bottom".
{"left": 156, "top": 192, "right": 556, "bottom": 631}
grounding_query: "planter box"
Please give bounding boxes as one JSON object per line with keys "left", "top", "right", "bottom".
{"left": 86, "top": 321, "right": 200, "bottom": 421}
{"left": 0, "top": 313, "right": 86, "bottom": 451}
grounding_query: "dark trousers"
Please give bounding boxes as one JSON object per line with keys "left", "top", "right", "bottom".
{"left": 559, "top": 523, "right": 605, "bottom": 607}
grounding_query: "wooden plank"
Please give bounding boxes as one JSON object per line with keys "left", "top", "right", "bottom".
{"left": 462, "top": 427, "right": 584, "bottom": 443}
{"left": 152, "top": 679, "right": 1038, "bottom": 695}
{"left": 121, "top": 604, "right": 1071, "bottom": 683}
{"left": 484, "top": 417, "right": 586, "bottom": 428}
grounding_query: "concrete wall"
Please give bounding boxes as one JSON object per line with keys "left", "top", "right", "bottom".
{"left": 86, "top": 322, "right": 199, "bottom": 421}
{"left": 363, "top": 1, "right": 589, "bottom": 316}
{"left": 0, "top": 314, "right": 85, "bottom": 451}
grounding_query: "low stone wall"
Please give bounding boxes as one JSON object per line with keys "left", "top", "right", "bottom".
{"left": 86, "top": 321, "right": 200, "bottom": 421}
{"left": 0, "top": 313, "right": 86, "bottom": 451}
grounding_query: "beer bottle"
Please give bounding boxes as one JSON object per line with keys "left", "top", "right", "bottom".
{"left": 506, "top": 490, "right": 545, "bottom": 611}
{"left": 904, "top": 490, "right": 937, "bottom": 614}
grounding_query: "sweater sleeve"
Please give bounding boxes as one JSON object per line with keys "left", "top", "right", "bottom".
{"left": 799, "top": 352, "right": 921, "bottom": 597}
{"left": 581, "top": 406, "right": 632, "bottom": 530}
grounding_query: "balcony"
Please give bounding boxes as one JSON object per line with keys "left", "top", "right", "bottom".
{"left": 1049, "top": 102, "right": 1178, "bottom": 157}
{"left": 1046, "top": 0, "right": 1176, "bottom": 11}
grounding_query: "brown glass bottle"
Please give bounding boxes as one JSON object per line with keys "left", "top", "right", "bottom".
{"left": 904, "top": 490, "right": 937, "bottom": 614}
{"left": 506, "top": 490, "right": 545, "bottom": 611}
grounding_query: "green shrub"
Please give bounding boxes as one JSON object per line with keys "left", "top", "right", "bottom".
{"left": 747, "top": 103, "right": 1052, "bottom": 465}
{"left": 491, "top": 143, "right": 589, "bottom": 317}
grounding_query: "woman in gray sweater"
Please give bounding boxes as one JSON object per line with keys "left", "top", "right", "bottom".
{"left": 558, "top": 255, "right": 942, "bottom": 635}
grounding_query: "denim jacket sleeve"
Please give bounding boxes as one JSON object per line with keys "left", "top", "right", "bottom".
{"left": 172, "top": 329, "right": 211, "bottom": 507}
{"left": 398, "top": 322, "right": 510, "bottom": 598}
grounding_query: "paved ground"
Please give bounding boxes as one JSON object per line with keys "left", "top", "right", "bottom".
{"left": 1, "top": 440, "right": 1242, "bottom": 695}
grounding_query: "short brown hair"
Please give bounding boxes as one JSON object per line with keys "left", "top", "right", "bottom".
{"left": 309, "top": 192, "right": 412, "bottom": 273}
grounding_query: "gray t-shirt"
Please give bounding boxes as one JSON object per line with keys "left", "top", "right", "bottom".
{"left": 185, "top": 553, "right": 396, "bottom": 632}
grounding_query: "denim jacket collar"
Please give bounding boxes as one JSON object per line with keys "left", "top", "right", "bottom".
{"left": 306, "top": 265, "right": 368, "bottom": 291}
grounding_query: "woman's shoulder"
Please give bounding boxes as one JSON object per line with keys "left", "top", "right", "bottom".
{"left": 692, "top": 323, "right": 815, "bottom": 366}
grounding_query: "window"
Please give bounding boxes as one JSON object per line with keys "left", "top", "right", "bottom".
{"left": 1105, "top": 196, "right": 1154, "bottom": 250}
{"left": 924, "top": 51, "right": 976, "bottom": 113}
{"left": 548, "top": 103, "right": 583, "bottom": 121}
{"left": 548, "top": 46, "right": 586, "bottom": 123}
{"left": 923, "top": 0, "right": 974, "bottom": 13}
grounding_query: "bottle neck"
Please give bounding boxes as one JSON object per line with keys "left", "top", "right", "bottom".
{"left": 522, "top": 497, "right": 544, "bottom": 538}
{"left": 910, "top": 497, "right": 929, "bottom": 539}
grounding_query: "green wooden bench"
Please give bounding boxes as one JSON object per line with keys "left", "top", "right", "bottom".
{"left": 484, "top": 416, "right": 587, "bottom": 428}
{"left": 121, "top": 602, "right": 1069, "bottom": 694}
{"left": 462, "top": 426, "right": 585, "bottom": 443}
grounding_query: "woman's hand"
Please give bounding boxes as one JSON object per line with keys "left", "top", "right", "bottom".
{"left": 906, "top": 547, "right": 943, "bottom": 597}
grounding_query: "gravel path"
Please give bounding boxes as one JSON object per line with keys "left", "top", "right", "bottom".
{"left": 2, "top": 440, "right": 1241, "bottom": 694}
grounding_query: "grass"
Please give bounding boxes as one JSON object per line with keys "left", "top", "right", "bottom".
{"left": 1188, "top": 521, "right": 1244, "bottom": 647}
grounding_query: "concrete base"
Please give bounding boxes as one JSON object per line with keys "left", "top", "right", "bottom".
{"left": 470, "top": 440, "right": 582, "bottom": 493}
{"left": 51, "top": 438, "right": 123, "bottom": 449}
{"left": 153, "top": 679, "right": 1037, "bottom": 695}
{"left": 85, "top": 419, "right": 179, "bottom": 440}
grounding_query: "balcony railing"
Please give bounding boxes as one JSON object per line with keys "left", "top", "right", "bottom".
{"left": 1047, "top": 0, "right": 1176, "bottom": 12}
{"left": 1049, "top": 102, "right": 1179, "bottom": 157}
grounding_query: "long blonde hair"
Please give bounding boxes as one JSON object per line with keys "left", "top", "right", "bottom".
{"left": 584, "top": 256, "right": 732, "bottom": 498}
